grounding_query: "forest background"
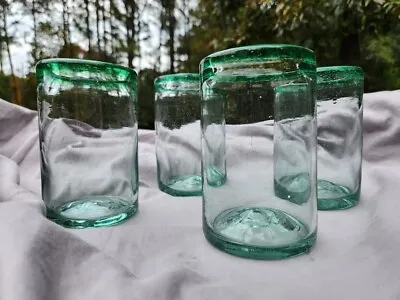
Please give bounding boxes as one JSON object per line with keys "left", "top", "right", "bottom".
{"left": 0, "top": 0, "right": 399, "bottom": 129}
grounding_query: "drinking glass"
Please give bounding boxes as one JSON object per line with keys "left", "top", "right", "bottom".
{"left": 316, "top": 66, "right": 363, "bottom": 210}
{"left": 36, "top": 59, "right": 138, "bottom": 228}
{"left": 200, "top": 44, "right": 318, "bottom": 260}
{"left": 155, "top": 73, "right": 202, "bottom": 196}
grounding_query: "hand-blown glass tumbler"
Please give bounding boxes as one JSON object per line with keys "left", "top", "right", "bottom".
{"left": 316, "top": 66, "right": 363, "bottom": 210}
{"left": 155, "top": 73, "right": 202, "bottom": 196}
{"left": 200, "top": 44, "right": 317, "bottom": 259}
{"left": 36, "top": 59, "right": 138, "bottom": 228}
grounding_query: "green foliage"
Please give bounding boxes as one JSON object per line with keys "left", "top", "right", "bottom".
{"left": 0, "top": 72, "right": 11, "bottom": 101}
{"left": 178, "top": 0, "right": 400, "bottom": 92}
{"left": 363, "top": 33, "right": 400, "bottom": 91}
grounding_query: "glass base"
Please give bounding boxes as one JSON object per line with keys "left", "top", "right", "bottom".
{"left": 205, "top": 167, "right": 226, "bottom": 187}
{"left": 274, "top": 173, "right": 311, "bottom": 205}
{"left": 159, "top": 175, "right": 202, "bottom": 197}
{"left": 47, "top": 196, "right": 138, "bottom": 228}
{"left": 204, "top": 207, "right": 316, "bottom": 260}
{"left": 317, "top": 180, "right": 359, "bottom": 210}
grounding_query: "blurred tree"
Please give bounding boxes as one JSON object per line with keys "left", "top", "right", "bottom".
{"left": 175, "top": 0, "right": 191, "bottom": 70}
{"left": 0, "top": 71, "right": 11, "bottom": 101}
{"left": 0, "top": 0, "right": 21, "bottom": 105}
{"left": 272, "top": 0, "right": 399, "bottom": 66}
{"left": 176, "top": 0, "right": 277, "bottom": 72}
{"left": 102, "top": 0, "right": 108, "bottom": 54}
{"left": 160, "top": 0, "right": 177, "bottom": 73}
{"left": 0, "top": 0, "right": 397, "bottom": 125}
{"left": 18, "top": 0, "right": 54, "bottom": 63}
{"left": 34, "top": 22, "right": 63, "bottom": 61}
{"left": 138, "top": 68, "right": 160, "bottom": 129}
{"left": 58, "top": 43, "right": 85, "bottom": 58}
{"left": 21, "top": 73, "right": 37, "bottom": 110}
{"left": 61, "top": 0, "right": 72, "bottom": 57}
{"left": 175, "top": 0, "right": 238, "bottom": 71}
{"left": 122, "top": 0, "right": 137, "bottom": 68}
{"left": 182, "top": 0, "right": 400, "bottom": 92}
{"left": 109, "top": 0, "right": 121, "bottom": 55}
{"left": 95, "top": 0, "right": 101, "bottom": 53}
{"left": 363, "top": 31, "right": 400, "bottom": 91}
{"left": 73, "top": 0, "right": 93, "bottom": 56}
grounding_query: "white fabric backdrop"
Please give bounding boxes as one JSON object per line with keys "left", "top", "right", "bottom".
{"left": 0, "top": 91, "right": 400, "bottom": 299}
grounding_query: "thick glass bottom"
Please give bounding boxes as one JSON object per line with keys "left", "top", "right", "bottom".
{"left": 159, "top": 175, "right": 202, "bottom": 196}
{"left": 274, "top": 173, "right": 311, "bottom": 205}
{"left": 205, "top": 167, "right": 226, "bottom": 187}
{"left": 204, "top": 207, "right": 316, "bottom": 260}
{"left": 46, "top": 196, "right": 138, "bottom": 228}
{"left": 317, "top": 180, "right": 359, "bottom": 210}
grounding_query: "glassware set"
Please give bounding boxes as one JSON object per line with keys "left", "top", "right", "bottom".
{"left": 36, "top": 44, "right": 363, "bottom": 260}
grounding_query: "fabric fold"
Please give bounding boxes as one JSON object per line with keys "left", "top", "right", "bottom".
{"left": 0, "top": 91, "right": 400, "bottom": 300}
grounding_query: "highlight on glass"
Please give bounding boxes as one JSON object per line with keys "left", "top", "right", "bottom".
{"left": 200, "top": 44, "right": 318, "bottom": 260}
{"left": 36, "top": 58, "right": 139, "bottom": 228}
{"left": 316, "top": 66, "right": 363, "bottom": 210}
{"left": 154, "top": 73, "right": 202, "bottom": 196}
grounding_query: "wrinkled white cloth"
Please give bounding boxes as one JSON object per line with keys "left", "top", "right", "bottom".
{"left": 1, "top": 91, "right": 400, "bottom": 300}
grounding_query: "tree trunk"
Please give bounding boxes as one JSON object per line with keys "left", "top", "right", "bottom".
{"left": 154, "top": 11, "right": 162, "bottom": 72}
{"left": 339, "top": 7, "right": 361, "bottom": 65}
{"left": 84, "top": 0, "right": 92, "bottom": 55}
{"left": 167, "top": 0, "right": 175, "bottom": 73}
{"left": 135, "top": 1, "right": 149, "bottom": 70}
{"left": 2, "top": 5, "right": 20, "bottom": 104}
{"left": 31, "top": 0, "right": 38, "bottom": 61}
{"left": 61, "top": 0, "right": 71, "bottom": 56}
{"left": 102, "top": 0, "right": 108, "bottom": 56}
{"left": 0, "top": 31, "right": 3, "bottom": 74}
{"left": 95, "top": 0, "right": 101, "bottom": 52}
{"left": 125, "top": 15, "right": 133, "bottom": 68}
{"left": 61, "top": 0, "right": 68, "bottom": 45}
{"left": 182, "top": 0, "right": 190, "bottom": 67}
{"left": 131, "top": 2, "right": 136, "bottom": 68}
{"left": 339, "top": 32, "right": 360, "bottom": 65}
{"left": 67, "top": 0, "right": 72, "bottom": 51}
{"left": 136, "top": 7, "right": 141, "bottom": 69}
{"left": 124, "top": 0, "right": 135, "bottom": 68}
{"left": 109, "top": 0, "right": 115, "bottom": 55}
{"left": 0, "top": 49, "right": 3, "bottom": 73}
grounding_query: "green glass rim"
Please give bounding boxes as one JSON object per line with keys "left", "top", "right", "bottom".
{"left": 203, "top": 70, "right": 308, "bottom": 84}
{"left": 317, "top": 66, "right": 364, "bottom": 87}
{"left": 155, "top": 73, "right": 199, "bottom": 84}
{"left": 36, "top": 58, "right": 137, "bottom": 84}
{"left": 154, "top": 73, "right": 200, "bottom": 92}
{"left": 275, "top": 82, "right": 311, "bottom": 93}
{"left": 200, "top": 44, "right": 316, "bottom": 83}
